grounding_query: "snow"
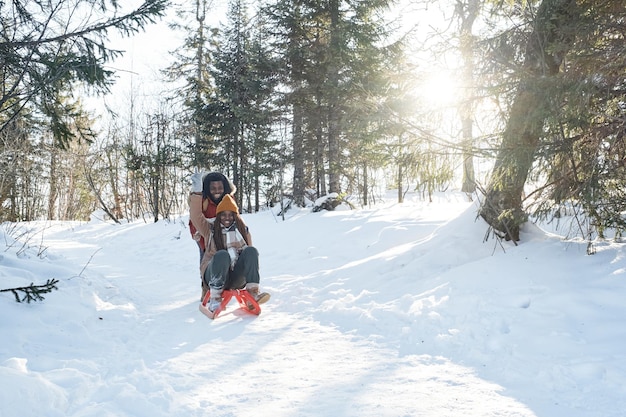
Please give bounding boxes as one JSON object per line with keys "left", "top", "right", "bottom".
{"left": 1, "top": 191, "right": 625, "bottom": 417}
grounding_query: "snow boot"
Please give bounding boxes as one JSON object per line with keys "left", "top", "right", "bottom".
{"left": 208, "top": 287, "right": 223, "bottom": 313}
{"left": 245, "top": 283, "right": 270, "bottom": 305}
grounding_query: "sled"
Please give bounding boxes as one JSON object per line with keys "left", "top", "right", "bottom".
{"left": 199, "top": 288, "right": 261, "bottom": 319}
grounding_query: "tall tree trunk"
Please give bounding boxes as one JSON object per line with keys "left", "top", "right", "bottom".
{"left": 254, "top": 170, "right": 260, "bottom": 213}
{"left": 397, "top": 163, "right": 403, "bottom": 203}
{"left": 479, "top": 0, "right": 579, "bottom": 240}
{"left": 327, "top": 0, "right": 341, "bottom": 194}
{"left": 105, "top": 145, "right": 124, "bottom": 220}
{"left": 194, "top": 0, "right": 207, "bottom": 166}
{"left": 316, "top": 125, "right": 327, "bottom": 196}
{"left": 362, "top": 162, "right": 368, "bottom": 207}
{"left": 458, "top": 0, "right": 480, "bottom": 195}
{"left": 316, "top": 95, "right": 327, "bottom": 196}
{"left": 292, "top": 100, "right": 305, "bottom": 206}
{"left": 47, "top": 145, "right": 57, "bottom": 220}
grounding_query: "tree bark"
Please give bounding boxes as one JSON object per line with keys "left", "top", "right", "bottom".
{"left": 458, "top": 0, "right": 480, "bottom": 195}
{"left": 327, "top": 0, "right": 341, "bottom": 194}
{"left": 479, "top": 0, "right": 579, "bottom": 240}
{"left": 292, "top": 100, "right": 305, "bottom": 206}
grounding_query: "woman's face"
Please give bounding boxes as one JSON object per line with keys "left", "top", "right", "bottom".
{"left": 220, "top": 210, "right": 235, "bottom": 228}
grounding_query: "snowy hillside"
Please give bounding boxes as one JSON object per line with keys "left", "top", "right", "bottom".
{"left": 1, "top": 192, "right": 625, "bottom": 417}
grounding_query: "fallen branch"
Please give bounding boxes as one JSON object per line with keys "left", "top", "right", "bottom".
{"left": 0, "top": 279, "right": 59, "bottom": 303}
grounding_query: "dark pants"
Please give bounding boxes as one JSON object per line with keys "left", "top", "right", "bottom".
{"left": 203, "top": 246, "right": 260, "bottom": 292}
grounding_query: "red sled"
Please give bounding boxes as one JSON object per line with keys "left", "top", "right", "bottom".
{"left": 199, "top": 288, "right": 261, "bottom": 319}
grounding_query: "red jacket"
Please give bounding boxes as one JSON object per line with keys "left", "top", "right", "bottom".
{"left": 189, "top": 197, "right": 217, "bottom": 251}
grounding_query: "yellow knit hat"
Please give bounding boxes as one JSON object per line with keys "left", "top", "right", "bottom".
{"left": 216, "top": 194, "right": 239, "bottom": 214}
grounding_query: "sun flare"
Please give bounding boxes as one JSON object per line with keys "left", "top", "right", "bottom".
{"left": 418, "top": 71, "right": 461, "bottom": 108}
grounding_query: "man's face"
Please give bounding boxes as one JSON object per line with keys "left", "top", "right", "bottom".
{"left": 208, "top": 180, "right": 225, "bottom": 203}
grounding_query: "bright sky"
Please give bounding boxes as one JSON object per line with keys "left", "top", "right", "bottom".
{"left": 87, "top": 0, "right": 463, "bottom": 130}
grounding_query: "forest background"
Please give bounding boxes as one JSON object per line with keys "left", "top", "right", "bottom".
{"left": 2, "top": 0, "right": 626, "bottom": 244}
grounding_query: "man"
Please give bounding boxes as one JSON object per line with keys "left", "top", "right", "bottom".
{"left": 189, "top": 172, "right": 237, "bottom": 300}
{"left": 189, "top": 172, "right": 237, "bottom": 259}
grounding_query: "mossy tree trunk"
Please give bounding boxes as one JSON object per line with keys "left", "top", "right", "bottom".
{"left": 479, "top": 0, "right": 579, "bottom": 240}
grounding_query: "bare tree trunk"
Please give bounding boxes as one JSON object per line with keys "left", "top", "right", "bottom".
{"left": 194, "top": 0, "right": 207, "bottom": 164}
{"left": 47, "top": 144, "right": 57, "bottom": 220}
{"left": 458, "top": 0, "right": 480, "bottom": 195}
{"left": 362, "top": 162, "right": 368, "bottom": 207}
{"left": 316, "top": 104, "right": 327, "bottom": 197}
{"left": 85, "top": 170, "right": 121, "bottom": 224}
{"left": 397, "top": 163, "right": 403, "bottom": 203}
{"left": 254, "top": 171, "right": 260, "bottom": 213}
{"left": 292, "top": 100, "right": 305, "bottom": 206}
{"left": 479, "top": 0, "right": 579, "bottom": 240}
{"left": 327, "top": 0, "right": 341, "bottom": 194}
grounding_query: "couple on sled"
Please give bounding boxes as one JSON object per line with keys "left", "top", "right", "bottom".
{"left": 188, "top": 172, "right": 270, "bottom": 318}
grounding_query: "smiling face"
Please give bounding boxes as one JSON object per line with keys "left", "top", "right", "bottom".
{"left": 219, "top": 210, "right": 235, "bottom": 228}
{"left": 208, "top": 180, "right": 225, "bottom": 204}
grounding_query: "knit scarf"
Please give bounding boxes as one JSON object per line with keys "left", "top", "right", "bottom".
{"left": 222, "top": 224, "right": 246, "bottom": 248}
{"left": 222, "top": 224, "right": 247, "bottom": 266}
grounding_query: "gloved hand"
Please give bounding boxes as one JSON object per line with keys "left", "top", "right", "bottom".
{"left": 190, "top": 172, "right": 204, "bottom": 193}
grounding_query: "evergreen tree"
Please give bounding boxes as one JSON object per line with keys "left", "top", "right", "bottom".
{"left": 0, "top": 0, "right": 168, "bottom": 148}
{"left": 245, "top": 13, "right": 283, "bottom": 211}
{"left": 266, "top": 0, "right": 399, "bottom": 203}
{"left": 479, "top": 0, "right": 580, "bottom": 241}
{"left": 206, "top": 0, "right": 280, "bottom": 211}
{"left": 1, "top": 0, "right": 168, "bottom": 224}
{"left": 163, "top": 0, "right": 218, "bottom": 169}
{"left": 480, "top": 0, "right": 626, "bottom": 241}
{"left": 263, "top": 0, "right": 318, "bottom": 205}
{"left": 533, "top": 1, "right": 626, "bottom": 238}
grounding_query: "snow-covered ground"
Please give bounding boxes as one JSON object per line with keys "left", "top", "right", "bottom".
{"left": 1, "top": 192, "right": 625, "bottom": 417}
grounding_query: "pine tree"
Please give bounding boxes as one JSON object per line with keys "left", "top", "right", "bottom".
{"left": 206, "top": 0, "right": 280, "bottom": 211}
{"left": 0, "top": 0, "right": 168, "bottom": 147}
{"left": 479, "top": 0, "right": 579, "bottom": 241}
{"left": 162, "top": 0, "right": 218, "bottom": 169}
{"left": 266, "top": 0, "right": 398, "bottom": 203}
{"left": 479, "top": 0, "right": 626, "bottom": 241}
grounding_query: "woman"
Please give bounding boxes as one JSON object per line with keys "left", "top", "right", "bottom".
{"left": 189, "top": 192, "right": 270, "bottom": 317}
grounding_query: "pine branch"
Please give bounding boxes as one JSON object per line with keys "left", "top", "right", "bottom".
{"left": 0, "top": 279, "right": 59, "bottom": 303}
